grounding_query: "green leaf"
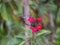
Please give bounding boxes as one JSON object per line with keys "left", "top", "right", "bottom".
{"left": 36, "top": 30, "right": 50, "bottom": 38}
{"left": 18, "top": 5, "right": 23, "bottom": 15}
{"left": 0, "top": 36, "right": 9, "bottom": 45}
{"left": 36, "top": 39, "right": 46, "bottom": 45}
{"left": 1, "top": 3, "right": 12, "bottom": 21}
{"left": 31, "top": 41, "right": 36, "bottom": 45}
{"left": 7, "top": 38, "right": 20, "bottom": 45}
{"left": 0, "top": 3, "right": 2, "bottom": 13}
{"left": 16, "top": 34, "right": 26, "bottom": 40}
{"left": 19, "top": 41, "right": 25, "bottom": 45}
{"left": 0, "top": 22, "right": 5, "bottom": 34}
{"left": 27, "top": 29, "right": 33, "bottom": 38}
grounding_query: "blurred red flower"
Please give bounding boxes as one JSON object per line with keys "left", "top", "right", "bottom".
{"left": 28, "top": 17, "right": 36, "bottom": 22}
{"left": 28, "top": 17, "right": 43, "bottom": 33}
{"left": 31, "top": 27, "right": 37, "bottom": 33}
{"left": 36, "top": 25, "right": 42, "bottom": 30}
{"left": 37, "top": 18, "right": 42, "bottom": 22}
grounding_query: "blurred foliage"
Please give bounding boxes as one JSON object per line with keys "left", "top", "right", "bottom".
{"left": 0, "top": 0, "right": 60, "bottom": 45}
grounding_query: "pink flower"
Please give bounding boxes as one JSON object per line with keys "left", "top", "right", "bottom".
{"left": 36, "top": 25, "right": 42, "bottom": 30}
{"left": 28, "top": 17, "right": 36, "bottom": 22}
{"left": 31, "top": 27, "right": 37, "bottom": 33}
{"left": 37, "top": 18, "right": 42, "bottom": 22}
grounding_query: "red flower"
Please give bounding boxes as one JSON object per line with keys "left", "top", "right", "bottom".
{"left": 36, "top": 25, "right": 42, "bottom": 30}
{"left": 37, "top": 18, "right": 42, "bottom": 22}
{"left": 28, "top": 17, "right": 36, "bottom": 22}
{"left": 31, "top": 27, "right": 37, "bottom": 33}
{"left": 28, "top": 17, "right": 43, "bottom": 33}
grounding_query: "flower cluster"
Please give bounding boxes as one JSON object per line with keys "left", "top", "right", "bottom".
{"left": 28, "top": 17, "right": 43, "bottom": 33}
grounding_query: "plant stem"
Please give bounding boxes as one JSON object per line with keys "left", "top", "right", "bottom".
{"left": 23, "top": 0, "right": 30, "bottom": 45}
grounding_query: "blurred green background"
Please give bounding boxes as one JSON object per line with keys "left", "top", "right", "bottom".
{"left": 0, "top": 0, "right": 60, "bottom": 45}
